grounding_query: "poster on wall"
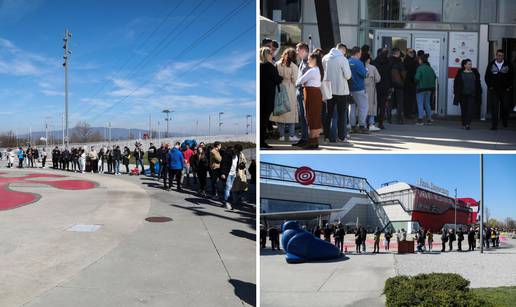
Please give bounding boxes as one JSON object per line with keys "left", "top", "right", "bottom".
{"left": 447, "top": 32, "right": 479, "bottom": 116}
{"left": 448, "top": 32, "right": 478, "bottom": 69}
{"left": 414, "top": 37, "right": 441, "bottom": 76}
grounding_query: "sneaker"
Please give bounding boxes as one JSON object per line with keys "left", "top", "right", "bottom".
{"left": 225, "top": 202, "right": 233, "bottom": 210}
{"left": 416, "top": 120, "right": 424, "bottom": 126}
{"left": 368, "top": 125, "right": 381, "bottom": 131}
{"left": 292, "top": 140, "right": 307, "bottom": 147}
{"left": 289, "top": 135, "right": 299, "bottom": 142}
{"left": 350, "top": 126, "right": 358, "bottom": 134}
{"left": 278, "top": 136, "right": 285, "bottom": 141}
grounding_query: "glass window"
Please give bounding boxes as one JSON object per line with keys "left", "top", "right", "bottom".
{"left": 480, "top": 0, "right": 496, "bottom": 23}
{"left": 279, "top": 24, "right": 302, "bottom": 51}
{"left": 402, "top": 0, "right": 443, "bottom": 22}
{"left": 498, "top": 0, "right": 516, "bottom": 24}
{"left": 443, "top": 0, "right": 479, "bottom": 23}
{"left": 261, "top": 199, "right": 331, "bottom": 213}
{"left": 261, "top": 0, "right": 302, "bottom": 22}
{"left": 366, "top": 0, "right": 401, "bottom": 20}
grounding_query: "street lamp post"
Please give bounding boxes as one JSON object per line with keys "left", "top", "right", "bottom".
{"left": 163, "top": 109, "right": 173, "bottom": 139}
{"left": 246, "top": 114, "right": 252, "bottom": 135}
{"left": 218, "top": 112, "right": 224, "bottom": 134}
{"left": 480, "top": 154, "right": 484, "bottom": 253}
{"left": 454, "top": 188, "right": 457, "bottom": 231}
{"left": 62, "top": 29, "right": 72, "bottom": 148}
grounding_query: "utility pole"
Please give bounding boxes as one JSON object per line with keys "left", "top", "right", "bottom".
{"left": 218, "top": 112, "right": 224, "bottom": 134}
{"left": 209, "top": 115, "right": 211, "bottom": 136}
{"left": 162, "top": 109, "right": 173, "bottom": 139}
{"left": 29, "top": 127, "right": 32, "bottom": 145}
{"left": 61, "top": 113, "right": 65, "bottom": 147}
{"left": 480, "top": 154, "right": 484, "bottom": 253}
{"left": 62, "top": 28, "right": 72, "bottom": 148}
{"left": 148, "top": 114, "right": 152, "bottom": 140}
{"left": 195, "top": 120, "right": 199, "bottom": 136}
{"left": 108, "top": 121, "right": 112, "bottom": 145}
{"left": 454, "top": 188, "right": 457, "bottom": 231}
{"left": 45, "top": 116, "right": 51, "bottom": 147}
{"left": 246, "top": 114, "right": 252, "bottom": 135}
{"left": 158, "top": 121, "right": 161, "bottom": 144}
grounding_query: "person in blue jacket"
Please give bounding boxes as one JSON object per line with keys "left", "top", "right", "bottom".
{"left": 17, "top": 147, "right": 25, "bottom": 168}
{"left": 348, "top": 46, "right": 369, "bottom": 134}
{"left": 167, "top": 142, "right": 184, "bottom": 192}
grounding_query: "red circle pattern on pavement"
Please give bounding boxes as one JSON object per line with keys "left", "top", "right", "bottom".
{"left": 0, "top": 173, "right": 97, "bottom": 211}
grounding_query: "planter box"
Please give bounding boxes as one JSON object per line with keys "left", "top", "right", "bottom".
{"left": 398, "top": 240, "right": 414, "bottom": 253}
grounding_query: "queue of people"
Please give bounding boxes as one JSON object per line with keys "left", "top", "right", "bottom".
{"left": 260, "top": 38, "right": 514, "bottom": 149}
{"left": 3, "top": 140, "right": 255, "bottom": 211}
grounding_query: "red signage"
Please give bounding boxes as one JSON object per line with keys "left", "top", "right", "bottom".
{"left": 295, "top": 166, "right": 316, "bottom": 185}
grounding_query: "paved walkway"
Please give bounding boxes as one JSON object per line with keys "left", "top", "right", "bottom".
{"left": 0, "top": 167, "right": 255, "bottom": 307}
{"left": 260, "top": 234, "right": 516, "bottom": 307}
{"left": 266, "top": 118, "right": 516, "bottom": 151}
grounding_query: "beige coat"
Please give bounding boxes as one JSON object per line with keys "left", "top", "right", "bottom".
{"left": 269, "top": 61, "right": 299, "bottom": 124}
{"left": 365, "top": 64, "right": 381, "bottom": 116}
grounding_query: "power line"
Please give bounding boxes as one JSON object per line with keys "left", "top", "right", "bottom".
{"left": 76, "top": 2, "right": 183, "bottom": 113}
{"left": 87, "top": 1, "right": 252, "bottom": 123}
{"left": 80, "top": 0, "right": 206, "bottom": 117}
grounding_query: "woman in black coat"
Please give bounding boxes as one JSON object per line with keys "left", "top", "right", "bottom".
{"left": 260, "top": 46, "right": 282, "bottom": 149}
{"left": 373, "top": 48, "right": 392, "bottom": 129}
{"left": 453, "top": 59, "right": 482, "bottom": 130}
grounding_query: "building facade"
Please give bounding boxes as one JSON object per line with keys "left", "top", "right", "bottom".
{"left": 260, "top": 0, "right": 516, "bottom": 118}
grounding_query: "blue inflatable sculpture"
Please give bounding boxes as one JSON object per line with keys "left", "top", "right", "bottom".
{"left": 281, "top": 221, "right": 341, "bottom": 263}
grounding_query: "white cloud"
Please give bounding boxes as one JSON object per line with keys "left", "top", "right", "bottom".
{"left": 107, "top": 78, "right": 153, "bottom": 97}
{"left": 41, "top": 89, "right": 64, "bottom": 97}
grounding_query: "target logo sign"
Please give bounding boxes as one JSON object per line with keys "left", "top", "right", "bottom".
{"left": 294, "top": 166, "right": 316, "bottom": 185}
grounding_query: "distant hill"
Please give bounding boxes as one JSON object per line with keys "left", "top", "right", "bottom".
{"left": 16, "top": 127, "right": 190, "bottom": 141}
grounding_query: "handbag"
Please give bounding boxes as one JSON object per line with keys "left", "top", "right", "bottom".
{"left": 273, "top": 84, "right": 291, "bottom": 116}
{"left": 321, "top": 80, "right": 332, "bottom": 101}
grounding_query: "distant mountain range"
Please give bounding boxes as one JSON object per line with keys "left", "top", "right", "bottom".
{"left": 15, "top": 127, "right": 191, "bottom": 141}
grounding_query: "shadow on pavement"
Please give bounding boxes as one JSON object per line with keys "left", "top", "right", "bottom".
{"left": 228, "top": 279, "right": 256, "bottom": 307}
{"left": 171, "top": 204, "right": 255, "bottom": 228}
{"left": 230, "top": 229, "right": 255, "bottom": 241}
{"left": 260, "top": 248, "right": 285, "bottom": 256}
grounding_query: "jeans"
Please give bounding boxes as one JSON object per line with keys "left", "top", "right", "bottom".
{"left": 167, "top": 169, "right": 182, "bottom": 189}
{"left": 277, "top": 123, "right": 295, "bottom": 138}
{"left": 136, "top": 158, "right": 144, "bottom": 173}
{"left": 350, "top": 90, "right": 369, "bottom": 127}
{"left": 416, "top": 90, "right": 432, "bottom": 120}
{"left": 114, "top": 160, "right": 120, "bottom": 174}
{"left": 184, "top": 164, "right": 191, "bottom": 183}
{"left": 324, "top": 95, "right": 348, "bottom": 141}
{"left": 210, "top": 168, "right": 221, "bottom": 196}
{"left": 393, "top": 88, "right": 404, "bottom": 118}
{"left": 224, "top": 174, "right": 236, "bottom": 202}
{"left": 368, "top": 115, "right": 375, "bottom": 126}
{"left": 296, "top": 87, "right": 309, "bottom": 141}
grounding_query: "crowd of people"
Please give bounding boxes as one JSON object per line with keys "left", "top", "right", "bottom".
{"left": 260, "top": 221, "right": 506, "bottom": 254}
{"left": 1, "top": 140, "right": 256, "bottom": 210}
{"left": 260, "top": 38, "right": 514, "bottom": 149}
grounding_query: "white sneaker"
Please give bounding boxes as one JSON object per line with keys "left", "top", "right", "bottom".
{"left": 369, "top": 125, "right": 381, "bottom": 131}
{"left": 289, "top": 135, "right": 299, "bottom": 142}
{"left": 278, "top": 136, "right": 285, "bottom": 141}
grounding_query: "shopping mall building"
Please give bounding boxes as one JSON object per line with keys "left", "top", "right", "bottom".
{"left": 260, "top": 0, "right": 516, "bottom": 119}
{"left": 260, "top": 162, "right": 478, "bottom": 232}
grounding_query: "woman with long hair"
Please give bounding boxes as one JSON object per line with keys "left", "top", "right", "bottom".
{"left": 260, "top": 46, "right": 283, "bottom": 149}
{"left": 295, "top": 51, "right": 324, "bottom": 149}
{"left": 454, "top": 58, "right": 482, "bottom": 130}
{"left": 269, "top": 48, "right": 299, "bottom": 142}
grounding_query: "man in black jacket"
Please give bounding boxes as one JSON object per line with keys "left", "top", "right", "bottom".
{"left": 485, "top": 49, "right": 514, "bottom": 130}
{"left": 390, "top": 48, "right": 406, "bottom": 124}
{"left": 373, "top": 48, "right": 392, "bottom": 129}
{"left": 52, "top": 146, "right": 60, "bottom": 169}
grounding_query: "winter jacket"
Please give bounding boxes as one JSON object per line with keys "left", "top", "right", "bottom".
{"left": 167, "top": 147, "right": 184, "bottom": 170}
{"left": 414, "top": 63, "right": 436, "bottom": 92}
{"left": 485, "top": 60, "right": 514, "bottom": 93}
{"left": 389, "top": 56, "right": 406, "bottom": 89}
{"left": 454, "top": 69, "right": 482, "bottom": 99}
{"left": 348, "top": 56, "right": 368, "bottom": 92}
{"left": 322, "top": 48, "right": 352, "bottom": 95}
{"left": 372, "top": 55, "right": 392, "bottom": 94}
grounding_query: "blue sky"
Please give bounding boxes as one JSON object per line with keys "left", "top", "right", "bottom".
{"left": 261, "top": 154, "right": 516, "bottom": 220}
{"left": 0, "top": 0, "right": 255, "bottom": 135}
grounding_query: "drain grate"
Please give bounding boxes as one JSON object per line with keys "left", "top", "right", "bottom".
{"left": 145, "top": 216, "right": 173, "bottom": 223}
